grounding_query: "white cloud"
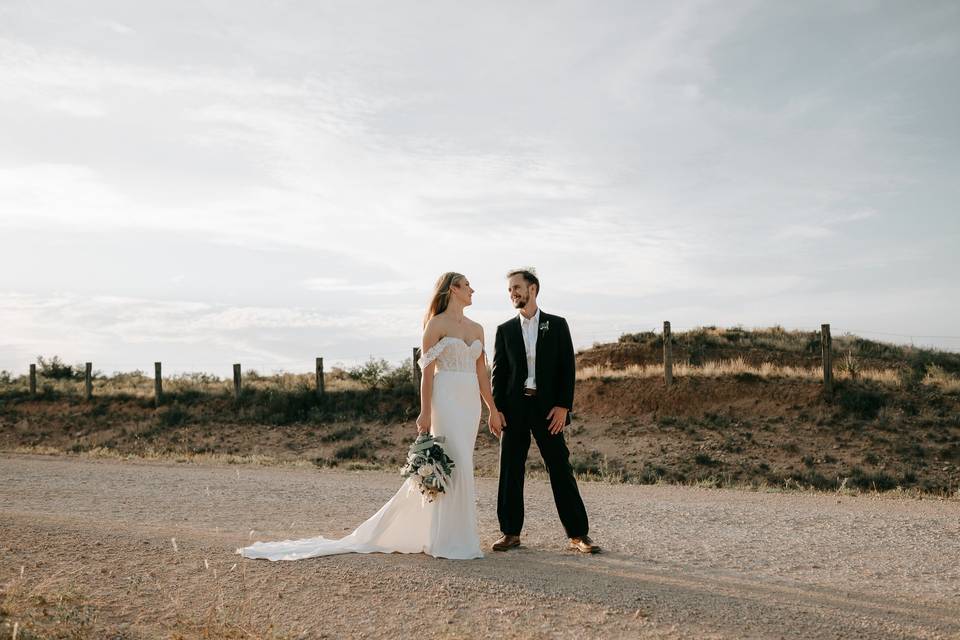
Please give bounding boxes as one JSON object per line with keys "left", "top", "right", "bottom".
{"left": 302, "top": 278, "right": 417, "bottom": 294}
{"left": 834, "top": 209, "right": 877, "bottom": 223}
{"left": 99, "top": 20, "right": 136, "bottom": 36}
{"left": 775, "top": 225, "right": 834, "bottom": 240}
{"left": 44, "top": 96, "right": 106, "bottom": 118}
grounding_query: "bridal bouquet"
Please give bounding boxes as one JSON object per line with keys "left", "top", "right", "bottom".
{"left": 399, "top": 434, "right": 455, "bottom": 502}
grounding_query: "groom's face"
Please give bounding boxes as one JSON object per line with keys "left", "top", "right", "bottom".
{"left": 507, "top": 274, "right": 536, "bottom": 309}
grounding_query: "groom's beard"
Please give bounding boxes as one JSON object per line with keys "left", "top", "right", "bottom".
{"left": 512, "top": 294, "right": 529, "bottom": 309}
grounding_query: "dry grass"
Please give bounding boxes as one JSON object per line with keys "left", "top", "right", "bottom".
{"left": 5, "top": 445, "right": 386, "bottom": 475}
{"left": 924, "top": 364, "right": 960, "bottom": 393}
{"left": 1, "top": 568, "right": 98, "bottom": 640}
{"left": 15, "top": 362, "right": 929, "bottom": 398}
{"left": 577, "top": 357, "right": 905, "bottom": 386}
{"left": 9, "top": 444, "right": 956, "bottom": 502}
{"left": 0, "top": 370, "right": 367, "bottom": 399}
{"left": 6, "top": 444, "right": 316, "bottom": 468}
{"left": 0, "top": 562, "right": 289, "bottom": 640}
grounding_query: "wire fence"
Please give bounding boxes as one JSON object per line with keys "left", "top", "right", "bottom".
{"left": 14, "top": 321, "right": 959, "bottom": 403}
{"left": 9, "top": 323, "right": 960, "bottom": 378}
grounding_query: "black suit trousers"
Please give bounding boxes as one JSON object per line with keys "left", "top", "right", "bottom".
{"left": 497, "top": 395, "right": 589, "bottom": 538}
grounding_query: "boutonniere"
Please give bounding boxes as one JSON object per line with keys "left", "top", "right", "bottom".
{"left": 539, "top": 320, "right": 550, "bottom": 332}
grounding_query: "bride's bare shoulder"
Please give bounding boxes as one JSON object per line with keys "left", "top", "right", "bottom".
{"left": 422, "top": 316, "right": 447, "bottom": 342}
{"left": 466, "top": 318, "right": 485, "bottom": 340}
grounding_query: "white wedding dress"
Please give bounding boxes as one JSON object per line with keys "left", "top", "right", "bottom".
{"left": 238, "top": 337, "right": 484, "bottom": 561}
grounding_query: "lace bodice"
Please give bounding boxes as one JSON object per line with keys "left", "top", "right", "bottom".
{"left": 418, "top": 337, "right": 484, "bottom": 373}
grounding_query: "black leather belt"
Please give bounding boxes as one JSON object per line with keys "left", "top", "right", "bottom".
{"left": 523, "top": 388, "right": 537, "bottom": 397}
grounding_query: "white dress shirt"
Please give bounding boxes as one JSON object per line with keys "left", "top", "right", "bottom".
{"left": 519, "top": 308, "right": 540, "bottom": 390}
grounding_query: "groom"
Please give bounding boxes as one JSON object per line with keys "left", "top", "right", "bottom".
{"left": 490, "top": 268, "right": 599, "bottom": 553}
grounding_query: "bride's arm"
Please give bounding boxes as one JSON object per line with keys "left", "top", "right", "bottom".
{"left": 416, "top": 320, "right": 442, "bottom": 434}
{"left": 475, "top": 334, "right": 503, "bottom": 436}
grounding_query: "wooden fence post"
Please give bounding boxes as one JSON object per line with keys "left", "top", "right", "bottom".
{"left": 663, "top": 321, "right": 673, "bottom": 386}
{"left": 154, "top": 362, "right": 163, "bottom": 406}
{"left": 84, "top": 362, "right": 93, "bottom": 400}
{"left": 29, "top": 364, "right": 36, "bottom": 396}
{"left": 821, "top": 323, "right": 833, "bottom": 394}
{"left": 233, "top": 363, "right": 242, "bottom": 401}
{"left": 315, "top": 357, "right": 325, "bottom": 397}
{"left": 412, "top": 347, "right": 422, "bottom": 389}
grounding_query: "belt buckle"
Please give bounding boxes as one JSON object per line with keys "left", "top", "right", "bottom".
{"left": 523, "top": 387, "right": 537, "bottom": 397}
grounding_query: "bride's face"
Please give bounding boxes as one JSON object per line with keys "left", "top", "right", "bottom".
{"left": 450, "top": 278, "right": 474, "bottom": 307}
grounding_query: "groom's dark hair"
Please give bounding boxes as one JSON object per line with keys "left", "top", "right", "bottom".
{"left": 506, "top": 267, "right": 539, "bottom": 295}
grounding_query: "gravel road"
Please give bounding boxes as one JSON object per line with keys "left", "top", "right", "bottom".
{"left": 1, "top": 452, "right": 958, "bottom": 639}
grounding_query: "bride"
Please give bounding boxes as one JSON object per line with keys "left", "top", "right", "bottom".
{"left": 238, "top": 272, "right": 503, "bottom": 561}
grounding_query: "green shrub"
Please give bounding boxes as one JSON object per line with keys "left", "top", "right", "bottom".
{"left": 38, "top": 385, "right": 62, "bottom": 400}
{"left": 348, "top": 358, "right": 389, "bottom": 387}
{"left": 636, "top": 462, "right": 665, "bottom": 484}
{"left": 334, "top": 439, "right": 378, "bottom": 460}
{"left": 898, "top": 364, "right": 926, "bottom": 391}
{"left": 247, "top": 388, "right": 318, "bottom": 425}
{"left": 848, "top": 467, "right": 897, "bottom": 491}
{"left": 157, "top": 403, "right": 189, "bottom": 427}
{"left": 694, "top": 452, "right": 718, "bottom": 466}
{"left": 618, "top": 331, "right": 660, "bottom": 346}
{"left": 381, "top": 358, "right": 414, "bottom": 389}
{"left": 836, "top": 384, "right": 886, "bottom": 419}
{"left": 895, "top": 443, "right": 926, "bottom": 459}
{"left": 570, "top": 450, "right": 604, "bottom": 475}
{"left": 37, "top": 355, "right": 81, "bottom": 380}
{"left": 702, "top": 413, "right": 732, "bottom": 429}
{"left": 788, "top": 470, "right": 834, "bottom": 490}
{"left": 321, "top": 425, "right": 362, "bottom": 442}
{"left": 168, "top": 388, "right": 205, "bottom": 404}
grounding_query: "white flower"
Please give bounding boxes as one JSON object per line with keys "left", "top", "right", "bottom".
{"left": 417, "top": 464, "right": 434, "bottom": 477}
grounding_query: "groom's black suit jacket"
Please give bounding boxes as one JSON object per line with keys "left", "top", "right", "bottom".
{"left": 491, "top": 311, "right": 575, "bottom": 428}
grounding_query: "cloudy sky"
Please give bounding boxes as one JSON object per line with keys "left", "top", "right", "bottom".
{"left": 1, "top": 0, "right": 958, "bottom": 375}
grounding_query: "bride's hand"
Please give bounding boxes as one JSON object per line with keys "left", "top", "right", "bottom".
{"left": 488, "top": 410, "right": 504, "bottom": 437}
{"left": 415, "top": 412, "right": 430, "bottom": 434}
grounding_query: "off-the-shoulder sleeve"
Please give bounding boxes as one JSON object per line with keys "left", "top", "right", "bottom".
{"left": 418, "top": 339, "right": 447, "bottom": 369}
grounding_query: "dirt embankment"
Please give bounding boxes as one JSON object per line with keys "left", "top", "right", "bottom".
{"left": 2, "top": 375, "right": 958, "bottom": 495}
{"left": 574, "top": 376, "right": 824, "bottom": 416}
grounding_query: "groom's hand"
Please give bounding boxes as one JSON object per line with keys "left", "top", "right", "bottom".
{"left": 546, "top": 407, "right": 567, "bottom": 434}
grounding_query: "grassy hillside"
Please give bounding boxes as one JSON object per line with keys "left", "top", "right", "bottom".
{"left": 581, "top": 325, "right": 960, "bottom": 376}
{"left": 2, "top": 327, "right": 958, "bottom": 496}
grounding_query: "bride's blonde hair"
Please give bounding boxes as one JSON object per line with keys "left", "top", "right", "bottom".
{"left": 424, "top": 272, "right": 465, "bottom": 327}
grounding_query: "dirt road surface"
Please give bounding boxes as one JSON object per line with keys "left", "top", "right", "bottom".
{"left": 1, "top": 452, "right": 958, "bottom": 639}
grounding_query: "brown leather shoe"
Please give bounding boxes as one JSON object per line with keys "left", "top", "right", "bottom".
{"left": 568, "top": 535, "right": 600, "bottom": 553}
{"left": 492, "top": 534, "right": 521, "bottom": 551}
